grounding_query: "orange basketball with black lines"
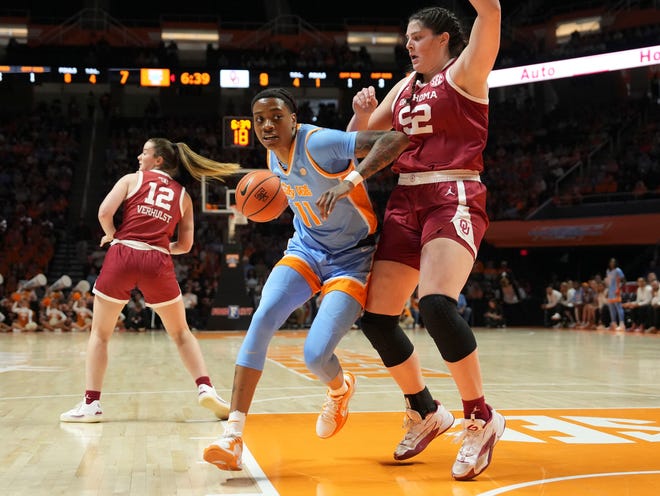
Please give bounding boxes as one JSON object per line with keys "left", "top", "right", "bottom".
{"left": 235, "top": 170, "right": 288, "bottom": 222}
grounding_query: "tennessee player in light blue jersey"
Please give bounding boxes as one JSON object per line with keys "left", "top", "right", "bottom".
{"left": 204, "top": 88, "right": 409, "bottom": 472}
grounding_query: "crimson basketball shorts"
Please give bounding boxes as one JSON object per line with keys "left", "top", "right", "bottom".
{"left": 374, "top": 179, "right": 489, "bottom": 270}
{"left": 93, "top": 244, "right": 182, "bottom": 307}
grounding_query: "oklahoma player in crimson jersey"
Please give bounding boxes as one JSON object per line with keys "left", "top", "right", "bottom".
{"left": 318, "top": 1, "right": 504, "bottom": 482}
{"left": 60, "top": 138, "right": 241, "bottom": 423}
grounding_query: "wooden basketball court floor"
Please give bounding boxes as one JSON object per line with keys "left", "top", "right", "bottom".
{"left": 1, "top": 326, "right": 659, "bottom": 496}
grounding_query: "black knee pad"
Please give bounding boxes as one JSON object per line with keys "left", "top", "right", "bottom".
{"left": 419, "top": 294, "right": 476, "bottom": 363}
{"left": 361, "top": 311, "right": 414, "bottom": 367}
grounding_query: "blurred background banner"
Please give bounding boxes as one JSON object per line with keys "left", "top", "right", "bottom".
{"left": 486, "top": 214, "right": 660, "bottom": 247}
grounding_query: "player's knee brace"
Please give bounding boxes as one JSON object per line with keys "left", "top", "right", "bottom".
{"left": 419, "top": 294, "right": 476, "bottom": 363}
{"left": 360, "top": 311, "right": 414, "bottom": 367}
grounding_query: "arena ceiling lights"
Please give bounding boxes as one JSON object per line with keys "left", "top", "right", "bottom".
{"left": 161, "top": 27, "right": 219, "bottom": 50}
{"left": 0, "top": 23, "right": 28, "bottom": 44}
{"left": 346, "top": 31, "right": 401, "bottom": 47}
{"left": 555, "top": 16, "right": 602, "bottom": 44}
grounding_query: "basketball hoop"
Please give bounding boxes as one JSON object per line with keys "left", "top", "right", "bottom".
{"left": 231, "top": 205, "right": 248, "bottom": 225}
{"left": 226, "top": 205, "right": 248, "bottom": 244}
{"left": 201, "top": 170, "right": 262, "bottom": 244}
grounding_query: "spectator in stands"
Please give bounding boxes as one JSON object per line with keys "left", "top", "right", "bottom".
{"left": 595, "top": 279, "right": 610, "bottom": 329}
{"left": 40, "top": 295, "right": 70, "bottom": 332}
{"left": 571, "top": 280, "right": 585, "bottom": 326}
{"left": 245, "top": 268, "right": 261, "bottom": 309}
{"left": 541, "top": 285, "right": 562, "bottom": 327}
{"left": 648, "top": 279, "right": 659, "bottom": 334}
{"left": 457, "top": 291, "right": 473, "bottom": 326}
{"left": 558, "top": 281, "right": 576, "bottom": 328}
{"left": 496, "top": 275, "right": 525, "bottom": 326}
{"left": 11, "top": 296, "right": 39, "bottom": 332}
{"left": 579, "top": 280, "right": 598, "bottom": 330}
{"left": 622, "top": 276, "right": 653, "bottom": 332}
{"left": 70, "top": 294, "right": 93, "bottom": 332}
{"left": 125, "top": 292, "right": 149, "bottom": 332}
{"left": 484, "top": 298, "right": 505, "bottom": 328}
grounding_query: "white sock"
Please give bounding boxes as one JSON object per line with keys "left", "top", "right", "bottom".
{"left": 330, "top": 377, "right": 348, "bottom": 397}
{"left": 224, "top": 410, "right": 246, "bottom": 436}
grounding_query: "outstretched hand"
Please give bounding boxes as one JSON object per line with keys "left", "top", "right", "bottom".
{"left": 352, "top": 86, "right": 378, "bottom": 117}
{"left": 316, "top": 182, "right": 354, "bottom": 220}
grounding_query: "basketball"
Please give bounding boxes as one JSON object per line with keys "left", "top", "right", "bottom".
{"left": 234, "top": 170, "right": 288, "bottom": 222}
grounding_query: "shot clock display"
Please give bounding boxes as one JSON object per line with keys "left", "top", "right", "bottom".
{"left": 223, "top": 116, "right": 253, "bottom": 149}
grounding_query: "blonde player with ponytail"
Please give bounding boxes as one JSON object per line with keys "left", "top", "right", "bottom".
{"left": 60, "top": 138, "right": 241, "bottom": 423}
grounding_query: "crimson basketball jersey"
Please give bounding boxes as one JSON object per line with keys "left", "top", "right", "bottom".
{"left": 391, "top": 63, "right": 489, "bottom": 174}
{"left": 113, "top": 169, "right": 184, "bottom": 250}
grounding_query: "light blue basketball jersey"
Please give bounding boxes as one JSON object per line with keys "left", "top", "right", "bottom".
{"left": 266, "top": 123, "right": 378, "bottom": 254}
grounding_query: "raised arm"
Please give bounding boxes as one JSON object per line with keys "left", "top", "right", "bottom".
{"left": 449, "top": 0, "right": 501, "bottom": 99}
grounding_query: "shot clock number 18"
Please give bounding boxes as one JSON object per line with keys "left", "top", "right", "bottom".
{"left": 223, "top": 116, "right": 253, "bottom": 149}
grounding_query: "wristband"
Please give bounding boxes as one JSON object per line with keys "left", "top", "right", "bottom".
{"left": 344, "top": 170, "right": 363, "bottom": 186}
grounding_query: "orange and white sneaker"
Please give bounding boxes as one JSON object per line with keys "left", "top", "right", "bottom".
{"left": 316, "top": 371, "right": 356, "bottom": 438}
{"left": 204, "top": 434, "right": 244, "bottom": 471}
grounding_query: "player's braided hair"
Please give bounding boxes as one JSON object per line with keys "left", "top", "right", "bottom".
{"left": 251, "top": 88, "right": 298, "bottom": 113}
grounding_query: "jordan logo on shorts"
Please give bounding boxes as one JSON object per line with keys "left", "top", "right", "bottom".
{"left": 445, "top": 186, "right": 455, "bottom": 196}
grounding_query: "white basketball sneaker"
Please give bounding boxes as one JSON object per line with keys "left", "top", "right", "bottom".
{"left": 393, "top": 400, "right": 455, "bottom": 460}
{"left": 60, "top": 400, "right": 103, "bottom": 423}
{"left": 198, "top": 384, "right": 230, "bottom": 420}
{"left": 451, "top": 406, "right": 506, "bottom": 480}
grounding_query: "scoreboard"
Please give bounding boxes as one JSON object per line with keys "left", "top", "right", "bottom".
{"left": 223, "top": 116, "right": 254, "bottom": 149}
{"left": 0, "top": 64, "right": 398, "bottom": 90}
{"left": 5, "top": 45, "right": 657, "bottom": 90}
{"left": 257, "top": 70, "right": 394, "bottom": 89}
